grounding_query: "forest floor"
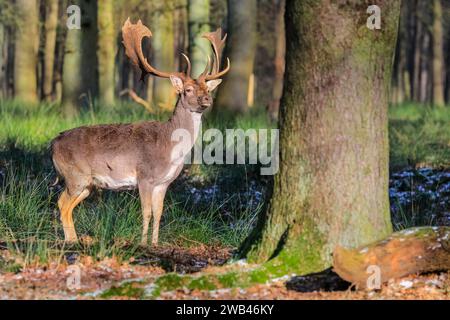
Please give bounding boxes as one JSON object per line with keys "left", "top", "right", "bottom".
{"left": 0, "top": 246, "right": 449, "bottom": 300}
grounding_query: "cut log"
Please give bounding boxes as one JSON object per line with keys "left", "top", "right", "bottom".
{"left": 333, "top": 227, "right": 450, "bottom": 289}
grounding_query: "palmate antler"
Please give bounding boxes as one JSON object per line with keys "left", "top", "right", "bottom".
{"left": 122, "top": 18, "right": 187, "bottom": 80}
{"left": 200, "top": 28, "right": 231, "bottom": 80}
{"left": 122, "top": 18, "right": 230, "bottom": 81}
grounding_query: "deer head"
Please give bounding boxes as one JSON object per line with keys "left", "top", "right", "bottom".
{"left": 122, "top": 18, "right": 230, "bottom": 113}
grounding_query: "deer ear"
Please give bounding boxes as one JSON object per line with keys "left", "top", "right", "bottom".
{"left": 206, "top": 79, "right": 222, "bottom": 92}
{"left": 170, "top": 76, "right": 184, "bottom": 94}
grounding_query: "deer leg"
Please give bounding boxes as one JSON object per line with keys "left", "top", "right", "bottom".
{"left": 58, "top": 189, "right": 90, "bottom": 242}
{"left": 151, "top": 185, "right": 167, "bottom": 246}
{"left": 138, "top": 182, "right": 153, "bottom": 246}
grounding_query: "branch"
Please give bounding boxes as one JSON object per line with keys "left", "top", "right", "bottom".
{"left": 120, "top": 89, "right": 154, "bottom": 113}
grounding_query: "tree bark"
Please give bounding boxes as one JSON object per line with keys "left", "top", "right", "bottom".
{"left": 61, "top": 0, "right": 97, "bottom": 117}
{"left": 188, "top": 0, "right": 211, "bottom": 78}
{"left": 14, "top": 0, "right": 39, "bottom": 103}
{"left": 419, "top": 32, "right": 431, "bottom": 104}
{"left": 431, "top": 0, "right": 445, "bottom": 107}
{"left": 267, "top": 0, "right": 285, "bottom": 121}
{"left": 240, "top": 0, "right": 400, "bottom": 274}
{"left": 333, "top": 227, "right": 450, "bottom": 289}
{"left": 0, "top": 22, "right": 4, "bottom": 99}
{"left": 97, "top": 0, "right": 115, "bottom": 106}
{"left": 43, "top": 0, "right": 59, "bottom": 101}
{"left": 412, "top": 0, "right": 423, "bottom": 102}
{"left": 215, "top": 0, "right": 257, "bottom": 113}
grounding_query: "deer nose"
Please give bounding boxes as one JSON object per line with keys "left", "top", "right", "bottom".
{"left": 200, "top": 96, "right": 211, "bottom": 106}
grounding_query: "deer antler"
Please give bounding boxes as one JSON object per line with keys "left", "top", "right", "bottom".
{"left": 200, "top": 28, "right": 231, "bottom": 80}
{"left": 122, "top": 18, "right": 185, "bottom": 80}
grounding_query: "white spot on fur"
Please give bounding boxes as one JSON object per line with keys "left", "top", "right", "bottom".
{"left": 94, "top": 175, "right": 137, "bottom": 190}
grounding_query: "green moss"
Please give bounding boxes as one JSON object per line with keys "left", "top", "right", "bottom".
{"left": 187, "top": 276, "right": 216, "bottom": 291}
{"left": 217, "top": 272, "right": 239, "bottom": 287}
{"left": 154, "top": 273, "right": 189, "bottom": 291}
{"left": 100, "top": 281, "right": 145, "bottom": 299}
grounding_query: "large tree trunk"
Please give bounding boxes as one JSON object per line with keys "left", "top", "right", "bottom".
{"left": 14, "top": 0, "right": 39, "bottom": 103}
{"left": 97, "top": 0, "right": 115, "bottom": 106}
{"left": 42, "top": 0, "right": 59, "bottom": 101}
{"left": 152, "top": 2, "right": 176, "bottom": 110}
{"left": 61, "top": 0, "right": 97, "bottom": 117}
{"left": 188, "top": 0, "right": 210, "bottom": 78}
{"left": 432, "top": 0, "right": 445, "bottom": 107}
{"left": 215, "top": 0, "right": 257, "bottom": 113}
{"left": 240, "top": 0, "right": 400, "bottom": 274}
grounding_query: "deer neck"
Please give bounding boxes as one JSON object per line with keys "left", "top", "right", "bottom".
{"left": 168, "top": 98, "right": 203, "bottom": 148}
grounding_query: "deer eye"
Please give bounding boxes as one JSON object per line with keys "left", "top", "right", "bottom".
{"left": 185, "top": 87, "right": 193, "bottom": 94}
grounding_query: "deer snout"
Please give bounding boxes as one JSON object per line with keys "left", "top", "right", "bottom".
{"left": 199, "top": 95, "right": 212, "bottom": 107}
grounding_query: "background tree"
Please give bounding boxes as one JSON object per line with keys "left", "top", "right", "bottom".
{"left": 215, "top": 0, "right": 257, "bottom": 112}
{"left": 14, "top": 0, "right": 39, "bottom": 103}
{"left": 267, "top": 0, "right": 285, "bottom": 120}
{"left": 97, "top": 0, "right": 115, "bottom": 106}
{"left": 152, "top": 1, "right": 176, "bottom": 109}
{"left": 432, "top": 0, "right": 445, "bottom": 107}
{"left": 188, "top": 0, "right": 211, "bottom": 78}
{"left": 42, "top": 0, "right": 59, "bottom": 101}
{"left": 240, "top": 0, "right": 401, "bottom": 272}
{"left": 61, "top": 0, "right": 97, "bottom": 116}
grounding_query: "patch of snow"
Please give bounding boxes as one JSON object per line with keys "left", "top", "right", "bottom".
{"left": 399, "top": 280, "right": 414, "bottom": 289}
{"left": 143, "top": 283, "right": 157, "bottom": 297}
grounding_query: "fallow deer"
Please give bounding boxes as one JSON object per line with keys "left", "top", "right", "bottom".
{"left": 51, "top": 18, "right": 230, "bottom": 246}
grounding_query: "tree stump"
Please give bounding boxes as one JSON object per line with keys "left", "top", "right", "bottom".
{"left": 333, "top": 227, "right": 450, "bottom": 289}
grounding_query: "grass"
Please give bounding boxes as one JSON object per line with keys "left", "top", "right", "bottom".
{"left": 389, "top": 103, "right": 450, "bottom": 168}
{"left": 0, "top": 99, "right": 448, "bottom": 267}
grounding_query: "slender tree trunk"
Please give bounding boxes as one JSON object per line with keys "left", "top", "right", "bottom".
{"left": 0, "top": 23, "right": 4, "bottom": 99}
{"left": 240, "top": 0, "right": 400, "bottom": 273}
{"left": 432, "top": 0, "right": 445, "bottom": 107}
{"left": 152, "top": 3, "right": 176, "bottom": 110}
{"left": 267, "top": 0, "right": 285, "bottom": 121}
{"left": 215, "top": 0, "right": 257, "bottom": 113}
{"left": 420, "top": 32, "right": 431, "bottom": 104}
{"left": 97, "top": 0, "right": 115, "bottom": 106}
{"left": 61, "top": 24, "right": 82, "bottom": 116}
{"left": 188, "top": 0, "right": 210, "bottom": 78}
{"left": 43, "top": 0, "right": 59, "bottom": 101}
{"left": 14, "top": 0, "right": 39, "bottom": 103}
{"left": 412, "top": 1, "right": 422, "bottom": 102}
{"left": 61, "top": 0, "right": 97, "bottom": 116}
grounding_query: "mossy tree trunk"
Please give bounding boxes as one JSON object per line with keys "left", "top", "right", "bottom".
{"left": 431, "top": 0, "right": 445, "bottom": 107}
{"left": 188, "top": 0, "right": 210, "bottom": 78}
{"left": 42, "top": 0, "right": 59, "bottom": 101}
{"left": 215, "top": 0, "right": 257, "bottom": 113}
{"left": 61, "top": 0, "right": 97, "bottom": 117}
{"left": 240, "top": 0, "right": 401, "bottom": 274}
{"left": 97, "top": 0, "right": 115, "bottom": 106}
{"left": 14, "top": 0, "right": 39, "bottom": 103}
{"left": 152, "top": 1, "right": 176, "bottom": 110}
